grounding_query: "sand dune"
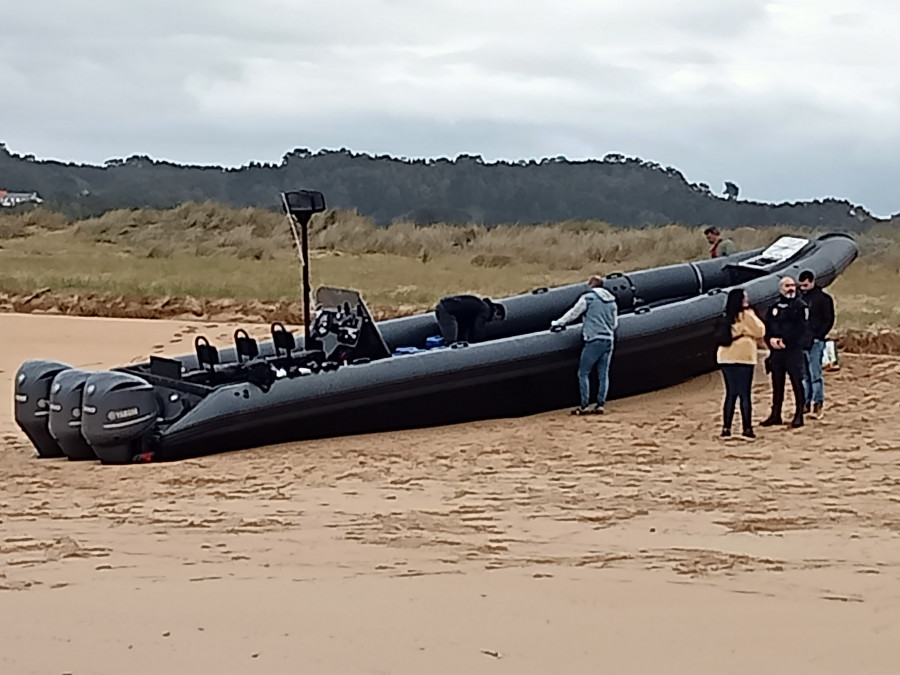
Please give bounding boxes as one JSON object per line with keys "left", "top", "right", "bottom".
{"left": 2, "top": 313, "right": 899, "bottom": 674}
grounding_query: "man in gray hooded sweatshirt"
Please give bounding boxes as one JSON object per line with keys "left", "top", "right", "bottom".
{"left": 551, "top": 275, "right": 619, "bottom": 415}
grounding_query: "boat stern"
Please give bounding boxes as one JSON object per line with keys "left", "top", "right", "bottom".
{"left": 81, "top": 371, "right": 160, "bottom": 464}
{"left": 13, "top": 359, "right": 73, "bottom": 458}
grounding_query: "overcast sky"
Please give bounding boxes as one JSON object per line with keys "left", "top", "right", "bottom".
{"left": 2, "top": 0, "right": 898, "bottom": 216}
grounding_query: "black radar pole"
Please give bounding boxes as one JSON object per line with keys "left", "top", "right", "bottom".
{"left": 280, "top": 190, "right": 326, "bottom": 345}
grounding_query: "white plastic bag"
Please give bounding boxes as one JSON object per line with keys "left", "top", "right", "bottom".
{"left": 822, "top": 340, "right": 839, "bottom": 370}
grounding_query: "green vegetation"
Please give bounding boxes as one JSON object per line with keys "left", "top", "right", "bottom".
{"left": 0, "top": 204, "right": 898, "bottom": 329}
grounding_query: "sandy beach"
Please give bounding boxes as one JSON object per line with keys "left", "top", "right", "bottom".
{"left": 2, "top": 312, "right": 899, "bottom": 674}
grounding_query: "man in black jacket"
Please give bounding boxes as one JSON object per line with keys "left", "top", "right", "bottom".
{"left": 798, "top": 270, "right": 835, "bottom": 418}
{"left": 761, "top": 276, "right": 810, "bottom": 429}
{"left": 434, "top": 294, "right": 506, "bottom": 344}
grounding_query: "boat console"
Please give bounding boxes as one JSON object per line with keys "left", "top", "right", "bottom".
{"left": 308, "top": 286, "right": 392, "bottom": 364}
{"left": 726, "top": 236, "right": 811, "bottom": 273}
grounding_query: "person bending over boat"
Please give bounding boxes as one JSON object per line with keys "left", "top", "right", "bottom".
{"left": 434, "top": 294, "right": 506, "bottom": 344}
{"left": 761, "top": 276, "right": 810, "bottom": 429}
{"left": 550, "top": 275, "right": 619, "bottom": 415}
{"left": 715, "top": 288, "right": 766, "bottom": 439}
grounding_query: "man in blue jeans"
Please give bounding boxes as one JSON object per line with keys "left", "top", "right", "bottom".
{"left": 798, "top": 270, "right": 835, "bottom": 419}
{"left": 551, "top": 275, "right": 619, "bottom": 415}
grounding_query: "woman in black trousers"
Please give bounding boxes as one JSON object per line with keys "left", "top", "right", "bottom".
{"left": 715, "top": 288, "right": 766, "bottom": 439}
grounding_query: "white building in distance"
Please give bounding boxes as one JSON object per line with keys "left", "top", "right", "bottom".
{"left": 0, "top": 190, "right": 43, "bottom": 207}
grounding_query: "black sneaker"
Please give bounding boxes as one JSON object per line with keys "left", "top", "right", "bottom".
{"left": 760, "top": 415, "right": 782, "bottom": 427}
{"left": 790, "top": 414, "right": 804, "bottom": 428}
{"left": 742, "top": 427, "right": 756, "bottom": 439}
{"left": 721, "top": 427, "right": 732, "bottom": 438}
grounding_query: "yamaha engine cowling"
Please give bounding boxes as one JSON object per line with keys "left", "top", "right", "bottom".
{"left": 81, "top": 371, "right": 160, "bottom": 464}
{"left": 47, "top": 369, "right": 96, "bottom": 461}
{"left": 14, "top": 359, "right": 73, "bottom": 458}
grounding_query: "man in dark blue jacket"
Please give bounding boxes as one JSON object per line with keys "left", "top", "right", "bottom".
{"left": 761, "top": 276, "right": 810, "bottom": 429}
{"left": 798, "top": 270, "right": 835, "bottom": 418}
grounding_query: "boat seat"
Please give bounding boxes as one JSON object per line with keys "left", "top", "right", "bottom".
{"left": 271, "top": 322, "right": 297, "bottom": 358}
{"left": 195, "top": 336, "right": 220, "bottom": 371}
{"left": 234, "top": 329, "right": 259, "bottom": 363}
{"left": 266, "top": 322, "right": 324, "bottom": 368}
{"left": 185, "top": 335, "right": 241, "bottom": 377}
{"left": 182, "top": 335, "right": 227, "bottom": 382}
{"left": 177, "top": 335, "right": 277, "bottom": 391}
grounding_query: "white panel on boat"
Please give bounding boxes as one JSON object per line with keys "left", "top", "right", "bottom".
{"left": 738, "top": 236, "right": 809, "bottom": 270}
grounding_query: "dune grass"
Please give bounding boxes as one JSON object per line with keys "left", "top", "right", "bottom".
{"left": 0, "top": 204, "right": 897, "bottom": 329}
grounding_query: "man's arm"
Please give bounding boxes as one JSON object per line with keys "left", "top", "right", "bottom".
{"left": 763, "top": 305, "right": 779, "bottom": 348}
{"left": 552, "top": 295, "right": 587, "bottom": 327}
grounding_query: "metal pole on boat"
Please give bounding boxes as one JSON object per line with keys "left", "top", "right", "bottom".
{"left": 280, "top": 190, "right": 326, "bottom": 346}
{"left": 300, "top": 213, "right": 312, "bottom": 344}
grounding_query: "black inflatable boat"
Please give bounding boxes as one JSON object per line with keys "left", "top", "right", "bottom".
{"left": 13, "top": 227, "right": 858, "bottom": 464}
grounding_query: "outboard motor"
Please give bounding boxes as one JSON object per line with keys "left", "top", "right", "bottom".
{"left": 14, "top": 359, "right": 73, "bottom": 458}
{"left": 47, "top": 369, "right": 96, "bottom": 461}
{"left": 81, "top": 371, "right": 160, "bottom": 464}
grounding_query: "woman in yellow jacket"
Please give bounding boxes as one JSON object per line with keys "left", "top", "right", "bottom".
{"left": 717, "top": 288, "right": 766, "bottom": 439}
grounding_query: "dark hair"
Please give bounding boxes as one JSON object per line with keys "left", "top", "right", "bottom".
{"left": 484, "top": 299, "right": 506, "bottom": 321}
{"left": 798, "top": 269, "right": 814, "bottom": 283}
{"left": 724, "top": 288, "right": 745, "bottom": 324}
{"left": 703, "top": 226, "right": 720, "bottom": 236}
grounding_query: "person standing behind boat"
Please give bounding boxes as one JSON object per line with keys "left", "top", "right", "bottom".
{"left": 715, "top": 289, "right": 766, "bottom": 439}
{"left": 704, "top": 226, "right": 737, "bottom": 258}
{"left": 550, "top": 275, "right": 619, "bottom": 415}
{"left": 434, "top": 294, "right": 506, "bottom": 344}
{"left": 761, "top": 276, "right": 810, "bottom": 429}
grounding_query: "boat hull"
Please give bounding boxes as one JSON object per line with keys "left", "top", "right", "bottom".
{"left": 11, "top": 233, "right": 859, "bottom": 464}
{"left": 149, "top": 233, "right": 857, "bottom": 462}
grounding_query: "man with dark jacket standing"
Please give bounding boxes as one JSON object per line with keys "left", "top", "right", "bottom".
{"left": 798, "top": 270, "right": 835, "bottom": 418}
{"left": 434, "top": 294, "right": 506, "bottom": 344}
{"left": 761, "top": 276, "right": 810, "bottom": 429}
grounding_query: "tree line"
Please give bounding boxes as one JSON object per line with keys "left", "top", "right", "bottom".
{"left": 0, "top": 143, "right": 881, "bottom": 231}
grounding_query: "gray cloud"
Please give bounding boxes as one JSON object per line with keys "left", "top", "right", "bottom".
{"left": 662, "top": 0, "right": 769, "bottom": 38}
{"left": 1, "top": 0, "right": 899, "bottom": 216}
